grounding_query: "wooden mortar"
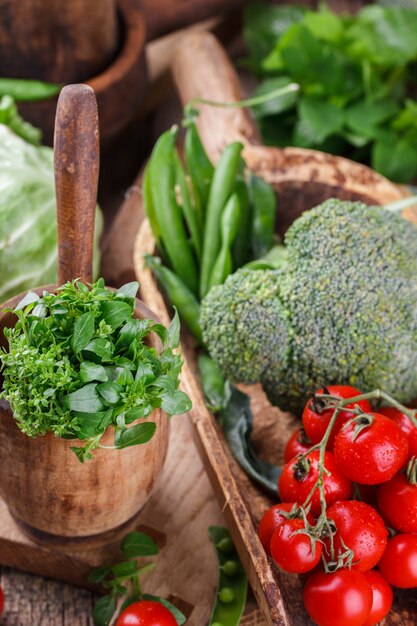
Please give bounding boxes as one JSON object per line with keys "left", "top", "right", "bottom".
{"left": 0, "top": 85, "right": 169, "bottom": 549}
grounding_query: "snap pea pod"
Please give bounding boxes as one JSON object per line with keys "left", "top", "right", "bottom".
{"left": 174, "top": 152, "right": 202, "bottom": 260}
{"left": 231, "top": 178, "right": 251, "bottom": 269}
{"left": 200, "top": 141, "right": 243, "bottom": 299}
{"left": 249, "top": 172, "right": 276, "bottom": 259}
{"left": 198, "top": 354, "right": 230, "bottom": 413}
{"left": 144, "top": 255, "right": 202, "bottom": 342}
{"left": 149, "top": 128, "right": 199, "bottom": 295}
{"left": 0, "top": 77, "right": 62, "bottom": 101}
{"left": 208, "top": 193, "right": 240, "bottom": 292}
{"left": 208, "top": 526, "right": 248, "bottom": 626}
{"left": 184, "top": 122, "right": 214, "bottom": 211}
{"left": 142, "top": 160, "right": 161, "bottom": 247}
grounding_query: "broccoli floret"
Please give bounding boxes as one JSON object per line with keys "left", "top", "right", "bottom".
{"left": 200, "top": 199, "right": 417, "bottom": 413}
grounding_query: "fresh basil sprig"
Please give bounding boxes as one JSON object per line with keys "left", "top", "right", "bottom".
{"left": 90, "top": 530, "right": 186, "bottom": 626}
{"left": 0, "top": 278, "right": 191, "bottom": 461}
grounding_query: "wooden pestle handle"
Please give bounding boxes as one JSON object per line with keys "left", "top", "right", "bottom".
{"left": 54, "top": 84, "right": 99, "bottom": 286}
{"left": 171, "top": 30, "right": 261, "bottom": 163}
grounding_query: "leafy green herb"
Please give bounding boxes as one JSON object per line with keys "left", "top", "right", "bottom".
{"left": 243, "top": 3, "right": 417, "bottom": 182}
{"left": 0, "top": 279, "right": 191, "bottom": 460}
{"left": 90, "top": 530, "right": 185, "bottom": 626}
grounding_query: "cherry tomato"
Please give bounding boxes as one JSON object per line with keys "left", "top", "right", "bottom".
{"left": 284, "top": 428, "right": 312, "bottom": 463}
{"left": 377, "top": 472, "right": 417, "bottom": 532}
{"left": 116, "top": 600, "right": 177, "bottom": 626}
{"left": 302, "top": 385, "right": 371, "bottom": 449}
{"left": 278, "top": 450, "right": 352, "bottom": 517}
{"left": 303, "top": 569, "right": 372, "bottom": 626}
{"left": 379, "top": 407, "right": 417, "bottom": 462}
{"left": 379, "top": 533, "right": 417, "bottom": 588}
{"left": 0, "top": 586, "right": 3, "bottom": 616}
{"left": 325, "top": 501, "right": 388, "bottom": 572}
{"left": 362, "top": 570, "right": 393, "bottom": 626}
{"left": 270, "top": 518, "right": 322, "bottom": 574}
{"left": 258, "top": 503, "right": 297, "bottom": 555}
{"left": 334, "top": 412, "right": 408, "bottom": 484}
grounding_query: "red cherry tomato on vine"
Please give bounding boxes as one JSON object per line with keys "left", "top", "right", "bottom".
{"left": 258, "top": 502, "right": 309, "bottom": 555}
{"left": 377, "top": 472, "right": 417, "bottom": 532}
{"left": 325, "top": 501, "right": 388, "bottom": 572}
{"left": 278, "top": 450, "right": 352, "bottom": 517}
{"left": 334, "top": 412, "right": 408, "bottom": 484}
{"left": 116, "top": 601, "right": 177, "bottom": 626}
{"left": 378, "top": 533, "right": 417, "bottom": 588}
{"left": 270, "top": 518, "right": 322, "bottom": 574}
{"left": 284, "top": 428, "right": 312, "bottom": 463}
{"left": 378, "top": 406, "right": 417, "bottom": 462}
{"left": 303, "top": 569, "right": 372, "bottom": 626}
{"left": 302, "top": 385, "right": 371, "bottom": 449}
{"left": 362, "top": 570, "right": 393, "bottom": 626}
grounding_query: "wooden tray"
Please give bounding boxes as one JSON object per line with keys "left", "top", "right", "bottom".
{"left": 134, "top": 30, "right": 417, "bottom": 626}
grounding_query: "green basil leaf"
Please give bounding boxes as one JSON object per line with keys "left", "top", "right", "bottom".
{"left": 151, "top": 323, "right": 168, "bottom": 345}
{"left": 93, "top": 594, "right": 116, "bottom": 626}
{"left": 72, "top": 312, "right": 94, "bottom": 353}
{"left": 110, "top": 560, "right": 139, "bottom": 577}
{"left": 117, "top": 368, "right": 134, "bottom": 387}
{"left": 161, "top": 390, "right": 192, "bottom": 415}
{"left": 101, "top": 301, "right": 132, "bottom": 331}
{"left": 73, "top": 411, "right": 110, "bottom": 438}
{"left": 121, "top": 531, "right": 159, "bottom": 558}
{"left": 135, "top": 362, "right": 155, "bottom": 382}
{"left": 70, "top": 446, "right": 92, "bottom": 463}
{"left": 345, "top": 99, "right": 399, "bottom": 138}
{"left": 63, "top": 384, "right": 104, "bottom": 413}
{"left": 296, "top": 96, "right": 344, "bottom": 145}
{"left": 97, "top": 381, "right": 121, "bottom": 406}
{"left": 14, "top": 290, "right": 40, "bottom": 311}
{"left": 167, "top": 308, "right": 180, "bottom": 349}
{"left": 125, "top": 405, "right": 151, "bottom": 423}
{"left": 116, "top": 319, "right": 150, "bottom": 348}
{"left": 114, "top": 422, "right": 156, "bottom": 449}
{"left": 80, "top": 361, "right": 108, "bottom": 383}
{"left": 83, "top": 338, "right": 115, "bottom": 362}
{"left": 88, "top": 565, "right": 111, "bottom": 583}
{"left": 142, "top": 595, "right": 186, "bottom": 625}
{"left": 116, "top": 281, "right": 139, "bottom": 300}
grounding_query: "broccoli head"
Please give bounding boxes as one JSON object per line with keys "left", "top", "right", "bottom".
{"left": 200, "top": 199, "right": 417, "bottom": 413}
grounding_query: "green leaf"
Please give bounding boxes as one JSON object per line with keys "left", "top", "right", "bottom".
{"left": 121, "top": 531, "right": 159, "bottom": 558}
{"left": 83, "top": 338, "right": 114, "bottom": 362}
{"left": 295, "top": 97, "right": 344, "bottom": 145}
{"left": 142, "top": 595, "right": 186, "bottom": 625}
{"left": 372, "top": 130, "right": 417, "bottom": 183}
{"left": 80, "top": 361, "right": 108, "bottom": 384}
{"left": 88, "top": 566, "right": 111, "bottom": 583}
{"left": 101, "top": 301, "right": 132, "bottom": 331}
{"left": 117, "top": 368, "right": 134, "bottom": 387}
{"left": 167, "top": 308, "right": 180, "bottom": 349}
{"left": 14, "top": 290, "right": 40, "bottom": 311}
{"left": 63, "top": 384, "right": 104, "bottom": 413}
{"left": 71, "top": 312, "right": 94, "bottom": 353}
{"left": 110, "top": 560, "right": 139, "bottom": 577}
{"left": 70, "top": 446, "right": 92, "bottom": 463}
{"left": 345, "top": 99, "right": 399, "bottom": 138}
{"left": 135, "top": 363, "right": 155, "bottom": 382}
{"left": 97, "top": 381, "right": 122, "bottom": 406}
{"left": 303, "top": 9, "right": 344, "bottom": 43}
{"left": 73, "top": 411, "right": 110, "bottom": 438}
{"left": 93, "top": 594, "right": 116, "bottom": 626}
{"left": 114, "top": 422, "right": 156, "bottom": 449}
{"left": 116, "top": 281, "right": 139, "bottom": 300}
{"left": 161, "top": 390, "right": 192, "bottom": 415}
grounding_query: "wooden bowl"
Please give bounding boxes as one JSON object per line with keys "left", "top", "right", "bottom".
{"left": 132, "top": 30, "right": 417, "bottom": 626}
{"left": 0, "top": 286, "right": 169, "bottom": 549}
{"left": 18, "top": 0, "right": 147, "bottom": 146}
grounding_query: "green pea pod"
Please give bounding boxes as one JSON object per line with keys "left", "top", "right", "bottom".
{"left": 249, "top": 172, "right": 276, "bottom": 259}
{"left": 200, "top": 142, "right": 243, "bottom": 299}
{"left": 144, "top": 255, "right": 202, "bottom": 342}
{"left": 0, "top": 77, "right": 62, "bottom": 101}
{"left": 149, "top": 128, "right": 199, "bottom": 295}
{"left": 208, "top": 526, "right": 247, "bottom": 626}
{"left": 174, "top": 152, "right": 202, "bottom": 261}
{"left": 142, "top": 161, "right": 161, "bottom": 247}
{"left": 184, "top": 122, "right": 214, "bottom": 211}
{"left": 208, "top": 193, "right": 240, "bottom": 291}
{"left": 231, "top": 178, "right": 251, "bottom": 269}
{"left": 198, "top": 354, "right": 230, "bottom": 413}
